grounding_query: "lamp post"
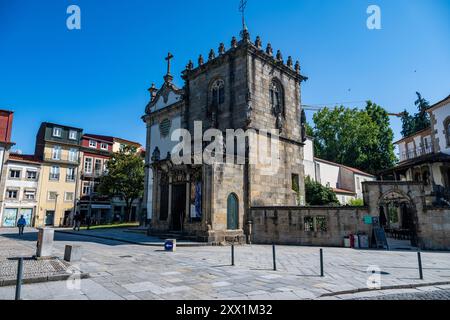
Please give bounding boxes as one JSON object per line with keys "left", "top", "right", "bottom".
{"left": 54, "top": 193, "right": 59, "bottom": 227}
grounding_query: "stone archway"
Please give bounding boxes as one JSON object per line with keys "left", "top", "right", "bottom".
{"left": 378, "top": 190, "right": 418, "bottom": 247}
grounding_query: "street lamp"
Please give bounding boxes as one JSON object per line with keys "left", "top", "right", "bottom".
{"left": 54, "top": 193, "right": 59, "bottom": 227}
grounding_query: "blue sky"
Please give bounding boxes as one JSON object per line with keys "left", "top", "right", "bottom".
{"left": 1, "top": 0, "right": 449, "bottom": 154}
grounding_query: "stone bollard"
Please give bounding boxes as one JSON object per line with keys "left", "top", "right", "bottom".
{"left": 36, "top": 228, "right": 54, "bottom": 259}
{"left": 64, "top": 245, "right": 82, "bottom": 262}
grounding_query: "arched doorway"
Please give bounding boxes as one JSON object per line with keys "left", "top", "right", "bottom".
{"left": 378, "top": 190, "right": 418, "bottom": 247}
{"left": 227, "top": 193, "right": 239, "bottom": 230}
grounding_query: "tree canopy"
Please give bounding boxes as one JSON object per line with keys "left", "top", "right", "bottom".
{"left": 99, "top": 146, "right": 145, "bottom": 222}
{"left": 305, "top": 176, "right": 339, "bottom": 206}
{"left": 400, "top": 92, "right": 431, "bottom": 137}
{"left": 309, "top": 101, "right": 396, "bottom": 174}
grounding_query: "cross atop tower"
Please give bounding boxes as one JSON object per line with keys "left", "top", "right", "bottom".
{"left": 164, "top": 52, "right": 174, "bottom": 83}
{"left": 165, "top": 52, "right": 174, "bottom": 75}
{"left": 239, "top": 0, "right": 248, "bottom": 31}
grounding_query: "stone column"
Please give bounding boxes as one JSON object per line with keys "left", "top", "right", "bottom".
{"left": 168, "top": 175, "right": 173, "bottom": 229}
{"left": 185, "top": 174, "right": 190, "bottom": 225}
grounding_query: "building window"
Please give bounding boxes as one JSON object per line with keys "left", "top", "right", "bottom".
{"left": 64, "top": 192, "right": 74, "bottom": 202}
{"left": 69, "top": 130, "right": 77, "bottom": 140}
{"left": 82, "top": 182, "right": 92, "bottom": 195}
{"left": 24, "top": 190, "right": 36, "bottom": 200}
{"left": 270, "top": 80, "right": 284, "bottom": 117}
{"left": 9, "top": 169, "right": 21, "bottom": 179}
{"left": 84, "top": 158, "right": 93, "bottom": 173}
{"left": 48, "top": 191, "right": 58, "bottom": 200}
{"left": 68, "top": 148, "right": 78, "bottom": 162}
{"left": 211, "top": 79, "right": 225, "bottom": 106}
{"left": 52, "top": 127, "right": 62, "bottom": 137}
{"left": 445, "top": 117, "right": 450, "bottom": 147}
{"left": 26, "top": 170, "right": 37, "bottom": 180}
{"left": 6, "top": 189, "right": 18, "bottom": 199}
{"left": 66, "top": 167, "right": 76, "bottom": 182}
{"left": 89, "top": 140, "right": 97, "bottom": 148}
{"left": 94, "top": 159, "right": 102, "bottom": 175}
{"left": 52, "top": 146, "right": 61, "bottom": 160}
{"left": 100, "top": 143, "right": 108, "bottom": 150}
{"left": 49, "top": 166, "right": 60, "bottom": 180}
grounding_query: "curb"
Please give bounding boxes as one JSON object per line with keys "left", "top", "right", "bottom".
{"left": 319, "top": 281, "right": 450, "bottom": 297}
{"left": 0, "top": 272, "right": 90, "bottom": 287}
{"left": 55, "top": 230, "right": 209, "bottom": 247}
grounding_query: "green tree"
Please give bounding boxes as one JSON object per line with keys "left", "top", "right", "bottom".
{"left": 305, "top": 176, "right": 339, "bottom": 206}
{"left": 364, "top": 101, "right": 397, "bottom": 173}
{"left": 400, "top": 92, "right": 431, "bottom": 137}
{"left": 348, "top": 198, "right": 364, "bottom": 206}
{"left": 99, "top": 146, "right": 145, "bottom": 222}
{"left": 311, "top": 105, "right": 391, "bottom": 174}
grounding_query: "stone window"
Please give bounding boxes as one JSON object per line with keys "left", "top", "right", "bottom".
{"left": 445, "top": 117, "right": 450, "bottom": 147}
{"left": 316, "top": 216, "right": 328, "bottom": 232}
{"left": 304, "top": 216, "right": 314, "bottom": 232}
{"left": 270, "top": 79, "right": 284, "bottom": 117}
{"left": 211, "top": 79, "right": 225, "bottom": 106}
{"left": 304, "top": 216, "right": 328, "bottom": 232}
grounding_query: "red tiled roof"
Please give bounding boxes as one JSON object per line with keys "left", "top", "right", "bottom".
{"left": 83, "top": 134, "right": 114, "bottom": 143}
{"left": 9, "top": 153, "right": 41, "bottom": 164}
{"left": 332, "top": 188, "right": 356, "bottom": 195}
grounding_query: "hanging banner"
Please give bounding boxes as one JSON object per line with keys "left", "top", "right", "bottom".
{"left": 190, "top": 181, "right": 202, "bottom": 219}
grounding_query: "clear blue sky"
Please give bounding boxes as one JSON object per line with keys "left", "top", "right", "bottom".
{"left": 1, "top": 0, "right": 449, "bottom": 154}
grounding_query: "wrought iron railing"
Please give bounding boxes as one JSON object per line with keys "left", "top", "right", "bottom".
{"left": 400, "top": 144, "right": 433, "bottom": 162}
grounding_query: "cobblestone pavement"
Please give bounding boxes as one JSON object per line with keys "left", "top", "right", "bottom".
{"left": 0, "top": 233, "right": 78, "bottom": 285}
{"left": 1, "top": 228, "right": 449, "bottom": 300}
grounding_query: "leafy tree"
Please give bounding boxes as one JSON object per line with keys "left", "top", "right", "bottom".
{"left": 99, "top": 146, "right": 145, "bottom": 222}
{"left": 305, "top": 176, "right": 339, "bottom": 206}
{"left": 400, "top": 92, "right": 431, "bottom": 137}
{"left": 348, "top": 198, "right": 364, "bottom": 206}
{"left": 310, "top": 102, "right": 395, "bottom": 174}
{"left": 364, "top": 101, "right": 397, "bottom": 173}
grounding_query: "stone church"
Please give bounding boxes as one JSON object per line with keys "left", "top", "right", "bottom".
{"left": 142, "top": 28, "right": 308, "bottom": 243}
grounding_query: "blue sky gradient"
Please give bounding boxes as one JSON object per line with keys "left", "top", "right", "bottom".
{"left": 1, "top": 0, "right": 449, "bottom": 154}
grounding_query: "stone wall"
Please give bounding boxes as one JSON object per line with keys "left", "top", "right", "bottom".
{"left": 250, "top": 206, "right": 372, "bottom": 247}
{"left": 419, "top": 207, "right": 450, "bottom": 250}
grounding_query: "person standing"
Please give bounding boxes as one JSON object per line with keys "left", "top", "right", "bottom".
{"left": 17, "top": 215, "right": 26, "bottom": 235}
{"left": 73, "top": 213, "right": 81, "bottom": 231}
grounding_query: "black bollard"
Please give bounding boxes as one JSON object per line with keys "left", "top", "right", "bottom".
{"left": 15, "top": 257, "right": 24, "bottom": 300}
{"left": 320, "top": 249, "right": 324, "bottom": 277}
{"left": 272, "top": 243, "right": 277, "bottom": 271}
{"left": 417, "top": 251, "right": 423, "bottom": 280}
{"left": 231, "top": 244, "right": 235, "bottom": 266}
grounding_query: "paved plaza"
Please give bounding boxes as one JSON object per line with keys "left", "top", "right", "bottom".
{"left": 0, "top": 227, "right": 449, "bottom": 300}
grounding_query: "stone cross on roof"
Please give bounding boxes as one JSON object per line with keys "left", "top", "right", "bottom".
{"left": 165, "top": 52, "right": 174, "bottom": 75}
{"left": 164, "top": 52, "right": 174, "bottom": 83}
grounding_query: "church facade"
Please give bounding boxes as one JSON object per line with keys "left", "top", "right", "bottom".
{"left": 142, "top": 30, "right": 308, "bottom": 243}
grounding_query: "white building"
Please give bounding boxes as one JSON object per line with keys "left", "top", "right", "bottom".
{"left": 304, "top": 137, "right": 376, "bottom": 204}
{"left": 380, "top": 94, "right": 450, "bottom": 200}
{"left": 0, "top": 154, "right": 41, "bottom": 227}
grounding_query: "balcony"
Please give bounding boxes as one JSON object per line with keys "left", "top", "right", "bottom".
{"left": 400, "top": 144, "right": 434, "bottom": 162}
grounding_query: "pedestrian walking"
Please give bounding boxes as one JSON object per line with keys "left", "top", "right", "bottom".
{"left": 17, "top": 215, "right": 26, "bottom": 235}
{"left": 73, "top": 213, "right": 82, "bottom": 231}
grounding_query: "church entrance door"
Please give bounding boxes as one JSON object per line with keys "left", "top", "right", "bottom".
{"left": 171, "top": 184, "right": 186, "bottom": 232}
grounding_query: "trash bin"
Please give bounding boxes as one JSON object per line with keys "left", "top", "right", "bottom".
{"left": 164, "top": 239, "right": 176, "bottom": 252}
{"left": 344, "top": 237, "right": 351, "bottom": 248}
{"left": 353, "top": 234, "right": 360, "bottom": 249}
